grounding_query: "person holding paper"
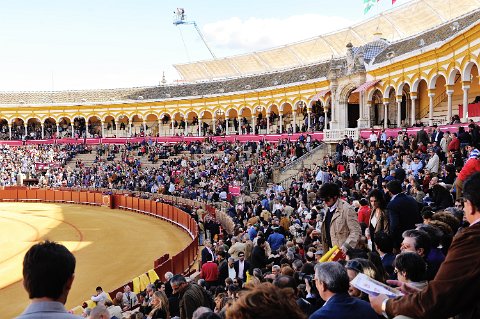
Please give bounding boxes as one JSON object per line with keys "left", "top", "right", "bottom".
{"left": 310, "top": 262, "right": 378, "bottom": 319}
{"left": 370, "top": 172, "right": 480, "bottom": 319}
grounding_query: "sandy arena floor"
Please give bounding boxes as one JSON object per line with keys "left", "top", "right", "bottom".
{"left": 0, "top": 202, "right": 191, "bottom": 318}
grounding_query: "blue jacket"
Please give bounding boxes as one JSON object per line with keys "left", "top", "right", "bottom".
{"left": 309, "top": 293, "right": 378, "bottom": 319}
{"left": 267, "top": 232, "right": 285, "bottom": 251}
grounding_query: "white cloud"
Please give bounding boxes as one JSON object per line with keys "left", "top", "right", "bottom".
{"left": 203, "top": 14, "right": 353, "bottom": 52}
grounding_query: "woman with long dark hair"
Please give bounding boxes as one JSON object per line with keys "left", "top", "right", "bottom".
{"left": 366, "top": 189, "right": 389, "bottom": 250}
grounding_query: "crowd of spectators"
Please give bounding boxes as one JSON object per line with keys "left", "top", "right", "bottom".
{"left": 12, "top": 120, "right": 480, "bottom": 319}
{"left": 97, "top": 122, "right": 479, "bottom": 319}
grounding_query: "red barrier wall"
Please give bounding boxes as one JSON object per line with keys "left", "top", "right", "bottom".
{"left": 0, "top": 187, "right": 199, "bottom": 302}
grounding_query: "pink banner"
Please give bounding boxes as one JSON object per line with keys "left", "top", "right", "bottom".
{"left": 229, "top": 186, "right": 241, "bottom": 196}
{"left": 0, "top": 140, "right": 23, "bottom": 146}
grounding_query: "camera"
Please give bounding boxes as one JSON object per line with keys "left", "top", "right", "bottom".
{"left": 297, "top": 272, "right": 314, "bottom": 285}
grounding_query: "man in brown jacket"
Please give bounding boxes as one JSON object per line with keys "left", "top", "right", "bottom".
{"left": 170, "top": 275, "right": 212, "bottom": 319}
{"left": 370, "top": 172, "right": 480, "bottom": 319}
{"left": 319, "top": 183, "right": 362, "bottom": 253}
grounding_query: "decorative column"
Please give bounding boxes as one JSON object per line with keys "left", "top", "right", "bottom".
{"left": 396, "top": 95, "right": 402, "bottom": 127}
{"left": 237, "top": 116, "right": 242, "bottom": 135}
{"left": 41, "top": 124, "right": 44, "bottom": 139}
{"left": 365, "top": 101, "right": 372, "bottom": 128}
{"left": 428, "top": 89, "right": 435, "bottom": 126}
{"left": 225, "top": 118, "right": 229, "bottom": 135}
{"left": 171, "top": 120, "right": 174, "bottom": 136}
{"left": 116, "top": 121, "right": 119, "bottom": 137}
{"left": 410, "top": 93, "right": 417, "bottom": 126}
{"left": 71, "top": 124, "right": 75, "bottom": 137}
{"left": 158, "top": 121, "right": 162, "bottom": 137}
{"left": 266, "top": 113, "right": 270, "bottom": 134}
{"left": 142, "top": 121, "right": 147, "bottom": 135}
{"left": 293, "top": 111, "right": 297, "bottom": 133}
{"left": 251, "top": 116, "right": 255, "bottom": 134}
{"left": 446, "top": 85, "right": 454, "bottom": 122}
{"left": 462, "top": 81, "right": 470, "bottom": 121}
{"left": 307, "top": 108, "right": 311, "bottom": 131}
{"left": 324, "top": 107, "right": 329, "bottom": 129}
{"left": 185, "top": 120, "right": 188, "bottom": 135}
{"left": 24, "top": 124, "right": 27, "bottom": 138}
{"left": 198, "top": 119, "right": 202, "bottom": 136}
{"left": 279, "top": 112, "right": 283, "bottom": 133}
{"left": 383, "top": 99, "right": 389, "bottom": 129}
{"left": 8, "top": 123, "right": 12, "bottom": 139}
{"left": 56, "top": 123, "right": 60, "bottom": 138}
{"left": 101, "top": 121, "right": 105, "bottom": 138}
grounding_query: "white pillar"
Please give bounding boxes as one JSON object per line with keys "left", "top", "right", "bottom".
{"left": 383, "top": 102, "right": 388, "bottom": 129}
{"left": 171, "top": 120, "right": 174, "bottom": 136}
{"left": 41, "top": 124, "right": 44, "bottom": 139}
{"left": 266, "top": 113, "right": 270, "bottom": 134}
{"left": 225, "top": 118, "right": 229, "bottom": 135}
{"left": 428, "top": 90, "right": 435, "bottom": 126}
{"left": 396, "top": 96, "right": 402, "bottom": 127}
{"left": 185, "top": 120, "right": 188, "bottom": 135}
{"left": 293, "top": 112, "right": 297, "bottom": 133}
{"left": 410, "top": 94, "right": 417, "bottom": 126}
{"left": 238, "top": 116, "right": 242, "bottom": 135}
{"left": 56, "top": 124, "right": 60, "bottom": 138}
{"left": 8, "top": 124, "right": 12, "bottom": 140}
{"left": 71, "top": 124, "right": 75, "bottom": 137}
{"left": 251, "top": 116, "right": 255, "bottom": 134}
{"left": 463, "top": 83, "right": 470, "bottom": 121}
{"left": 447, "top": 90, "right": 453, "bottom": 122}
{"left": 142, "top": 121, "right": 147, "bottom": 135}
{"left": 158, "top": 121, "right": 162, "bottom": 137}
{"left": 307, "top": 110, "right": 311, "bottom": 131}
{"left": 24, "top": 124, "right": 27, "bottom": 138}
{"left": 101, "top": 121, "right": 105, "bottom": 138}
{"left": 198, "top": 119, "right": 202, "bottom": 136}
{"left": 324, "top": 107, "right": 329, "bottom": 129}
{"left": 116, "top": 121, "right": 119, "bottom": 137}
{"left": 279, "top": 114, "right": 283, "bottom": 133}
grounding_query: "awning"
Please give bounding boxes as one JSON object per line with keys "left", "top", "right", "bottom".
{"left": 310, "top": 90, "right": 331, "bottom": 102}
{"left": 352, "top": 80, "right": 380, "bottom": 93}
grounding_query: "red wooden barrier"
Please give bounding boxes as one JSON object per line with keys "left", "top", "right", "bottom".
{"left": 27, "top": 189, "right": 37, "bottom": 200}
{"left": 45, "top": 189, "right": 55, "bottom": 201}
{"left": 79, "top": 191, "right": 87, "bottom": 204}
{"left": 54, "top": 190, "right": 63, "bottom": 202}
{"left": 132, "top": 197, "right": 139, "bottom": 211}
{"left": 63, "top": 191, "right": 72, "bottom": 202}
{"left": 18, "top": 189, "right": 27, "bottom": 200}
{"left": 87, "top": 192, "right": 95, "bottom": 204}
{"left": 94, "top": 193, "right": 103, "bottom": 205}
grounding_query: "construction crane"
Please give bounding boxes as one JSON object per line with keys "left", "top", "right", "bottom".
{"left": 173, "top": 8, "right": 216, "bottom": 59}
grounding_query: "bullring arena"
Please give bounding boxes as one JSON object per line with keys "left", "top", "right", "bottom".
{"left": 0, "top": 189, "right": 199, "bottom": 318}
{"left": 1, "top": 1, "right": 480, "bottom": 319}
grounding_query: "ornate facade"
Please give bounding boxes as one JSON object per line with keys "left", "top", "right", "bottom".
{"left": 0, "top": 8, "right": 479, "bottom": 140}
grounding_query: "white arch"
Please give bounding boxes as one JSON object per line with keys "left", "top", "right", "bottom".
{"left": 429, "top": 73, "right": 447, "bottom": 90}
{"left": 383, "top": 85, "right": 396, "bottom": 98}
{"left": 463, "top": 61, "right": 478, "bottom": 83}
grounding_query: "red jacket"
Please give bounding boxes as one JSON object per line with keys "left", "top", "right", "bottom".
{"left": 357, "top": 206, "right": 371, "bottom": 225}
{"left": 458, "top": 159, "right": 480, "bottom": 181}
{"left": 201, "top": 261, "right": 219, "bottom": 282}
{"left": 448, "top": 137, "right": 460, "bottom": 152}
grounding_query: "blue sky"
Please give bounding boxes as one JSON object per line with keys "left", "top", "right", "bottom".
{"left": 0, "top": 0, "right": 411, "bottom": 91}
